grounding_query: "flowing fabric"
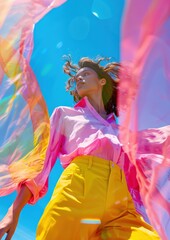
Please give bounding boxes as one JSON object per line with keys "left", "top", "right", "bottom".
{"left": 0, "top": 0, "right": 170, "bottom": 239}
{"left": 119, "top": 0, "right": 170, "bottom": 239}
{"left": 0, "top": 0, "right": 66, "bottom": 195}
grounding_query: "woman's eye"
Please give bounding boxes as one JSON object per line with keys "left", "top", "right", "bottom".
{"left": 83, "top": 72, "right": 89, "bottom": 76}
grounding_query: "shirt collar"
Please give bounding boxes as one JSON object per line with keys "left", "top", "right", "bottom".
{"left": 74, "top": 96, "right": 116, "bottom": 125}
{"left": 74, "top": 97, "right": 87, "bottom": 108}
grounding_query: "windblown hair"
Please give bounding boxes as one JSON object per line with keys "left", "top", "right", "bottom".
{"left": 63, "top": 56, "right": 120, "bottom": 117}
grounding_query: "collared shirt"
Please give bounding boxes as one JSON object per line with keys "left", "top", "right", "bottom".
{"left": 23, "top": 97, "right": 122, "bottom": 204}
{"left": 57, "top": 96, "right": 121, "bottom": 168}
{"left": 23, "top": 97, "right": 142, "bottom": 210}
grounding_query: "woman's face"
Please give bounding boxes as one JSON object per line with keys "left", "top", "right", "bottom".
{"left": 75, "top": 67, "right": 104, "bottom": 98}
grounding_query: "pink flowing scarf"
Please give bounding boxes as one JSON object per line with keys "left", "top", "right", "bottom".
{"left": 119, "top": 0, "right": 170, "bottom": 239}
{"left": 0, "top": 0, "right": 170, "bottom": 239}
{"left": 0, "top": 0, "right": 66, "bottom": 195}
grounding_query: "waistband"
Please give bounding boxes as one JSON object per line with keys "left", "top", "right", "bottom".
{"left": 72, "top": 155, "right": 119, "bottom": 170}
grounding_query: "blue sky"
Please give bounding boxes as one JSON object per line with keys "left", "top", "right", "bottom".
{"left": 0, "top": 1, "right": 125, "bottom": 239}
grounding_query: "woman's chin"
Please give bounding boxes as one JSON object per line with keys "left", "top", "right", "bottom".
{"left": 77, "top": 90, "right": 87, "bottom": 98}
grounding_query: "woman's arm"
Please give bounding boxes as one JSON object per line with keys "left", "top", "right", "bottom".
{"left": 0, "top": 185, "right": 32, "bottom": 240}
{"left": 0, "top": 108, "right": 63, "bottom": 240}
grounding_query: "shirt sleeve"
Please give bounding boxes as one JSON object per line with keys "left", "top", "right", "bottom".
{"left": 17, "top": 107, "right": 63, "bottom": 204}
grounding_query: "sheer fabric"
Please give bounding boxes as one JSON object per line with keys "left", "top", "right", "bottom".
{"left": 0, "top": 0, "right": 66, "bottom": 195}
{"left": 0, "top": 0, "right": 170, "bottom": 239}
{"left": 119, "top": 1, "right": 170, "bottom": 239}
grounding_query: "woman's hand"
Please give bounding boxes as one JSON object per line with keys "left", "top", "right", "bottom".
{"left": 0, "top": 206, "right": 20, "bottom": 240}
{"left": 0, "top": 184, "right": 32, "bottom": 240}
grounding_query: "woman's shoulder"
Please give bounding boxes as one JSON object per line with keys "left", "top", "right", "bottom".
{"left": 52, "top": 105, "right": 80, "bottom": 117}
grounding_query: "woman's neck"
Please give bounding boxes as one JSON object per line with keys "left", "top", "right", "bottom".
{"left": 87, "top": 95, "right": 107, "bottom": 119}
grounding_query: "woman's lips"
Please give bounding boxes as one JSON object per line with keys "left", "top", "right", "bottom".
{"left": 77, "top": 81, "right": 85, "bottom": 88}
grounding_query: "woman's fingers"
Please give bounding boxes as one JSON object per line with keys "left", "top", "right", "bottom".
{"left": 0, "top": 226, "right": 7, "bottom": 239}
{"left": 5, "top": 229, "right": 15, "bottom": 240}
{"left": 0, "top": 211, "right": 18, "bottom": 240}
{"left": 0, "top": 226, "right": 16, "bottom": 240}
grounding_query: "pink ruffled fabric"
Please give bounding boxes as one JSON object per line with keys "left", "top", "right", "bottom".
{"left": 119, "top": 0, "right": 170, "bottom": 239}
{"left": 0, "top": 0, "right": 66, "bottom": 195}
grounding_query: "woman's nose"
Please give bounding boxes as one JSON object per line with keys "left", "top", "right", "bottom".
{"left": 76, "top": 76, "right": 83, "bottom": 82}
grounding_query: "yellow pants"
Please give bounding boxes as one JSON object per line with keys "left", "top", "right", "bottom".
{"left": 36, "top": 156, "right": 160, "bottom": 240}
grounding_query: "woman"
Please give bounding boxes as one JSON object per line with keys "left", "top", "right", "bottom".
{"left": 0, "top": 57, "right": 160, "bottom": 240}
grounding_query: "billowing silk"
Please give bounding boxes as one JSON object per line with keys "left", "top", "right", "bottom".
{"left": 0, "top": 0, "right": 66, "bottom": 195}
{"left": 119, "top": 0, "right": 170, "bottom": 239}
{"left": 0, "top": 0, "right": 170, "bottom": 239}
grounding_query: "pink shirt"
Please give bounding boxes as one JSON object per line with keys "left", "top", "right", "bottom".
{"left": 22, "top": 97, "right": 143, "bottom": 218}
{"left": 55, "top": 96, "right": 121, "bottom": 167}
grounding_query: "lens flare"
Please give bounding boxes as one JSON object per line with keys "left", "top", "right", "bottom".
{"left": 92, "top": 0, "right": 113, "bottom": 20}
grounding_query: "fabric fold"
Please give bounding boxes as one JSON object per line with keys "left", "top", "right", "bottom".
{"left": 119, "top": 0, "right": 170, "bottom": 239}
{"left": 0, "top": 0, "right": 66, "bottom": 196}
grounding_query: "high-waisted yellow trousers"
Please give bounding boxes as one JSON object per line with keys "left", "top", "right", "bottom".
{"left": 36, "top": 155, "right": 160, "bottom": 240}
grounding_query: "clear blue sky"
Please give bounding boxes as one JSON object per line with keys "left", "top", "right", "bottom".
{"left": 0, "top": 1, "right": 125, "bottom": 239}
